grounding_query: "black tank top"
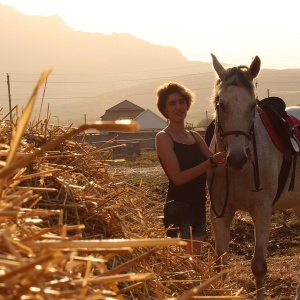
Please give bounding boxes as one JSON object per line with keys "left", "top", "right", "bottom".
{"left": 161, "top": 131, "right": 207, "bottom": 205}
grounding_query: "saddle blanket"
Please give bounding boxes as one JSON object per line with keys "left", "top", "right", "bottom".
{"left": 258, "top": 106, "right": 300, "bottom": 154}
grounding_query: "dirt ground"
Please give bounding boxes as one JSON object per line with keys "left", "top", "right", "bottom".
{"left": 115, "top": 165, "right": 300, "bottom": 300}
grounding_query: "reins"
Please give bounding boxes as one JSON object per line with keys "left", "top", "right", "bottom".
{"left": 209, "top": 164, "right": 229, "bottom": 218}
{"left": 209, "top": 100, "right": 262, "bottom": 218}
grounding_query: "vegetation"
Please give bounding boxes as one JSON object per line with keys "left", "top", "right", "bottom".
{"left": 110, "top": 150, "right": 168, "bottom": 187}
{"left": 112, "top": 150, "right": 160, "bottom": 167}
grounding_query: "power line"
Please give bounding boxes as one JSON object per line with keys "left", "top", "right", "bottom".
{"left": 6, "top": 64, "right": 211, "bottom": 76}
{"left": 1, "top": 71, "right": 300, "bottom": 104}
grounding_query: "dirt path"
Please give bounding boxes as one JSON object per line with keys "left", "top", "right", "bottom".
{"left": 113, "top": 165, "right": 300, "bottom": 299}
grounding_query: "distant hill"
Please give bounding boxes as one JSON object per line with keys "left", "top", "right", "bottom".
{"left": 1, "top": 4, "right": 300, "bottom": 127}
{"left": 51, "top": 68, "right": 300, "bottom": 127}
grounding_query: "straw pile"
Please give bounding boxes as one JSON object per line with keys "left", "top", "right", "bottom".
{"left": 0, "top": 71, "right": 244, "bottom": 299}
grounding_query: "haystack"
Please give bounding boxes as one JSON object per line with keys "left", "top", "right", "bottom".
{"left": 0, "top": 71, "right": 244, "bottom": 299}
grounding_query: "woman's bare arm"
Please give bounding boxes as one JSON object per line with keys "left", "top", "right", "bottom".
{"left": 156, "top": 131, "right": 226, "bottom": 186}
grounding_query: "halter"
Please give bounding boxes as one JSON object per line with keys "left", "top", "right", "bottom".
{"left": 215, "top": 100, "right": 254, "bottom": 150}
{"left": 210, "top": 99, "right": 262, "bottom": 218}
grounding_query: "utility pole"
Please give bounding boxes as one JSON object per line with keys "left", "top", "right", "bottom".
{"left": 267, "top": 89, "right": 270, "bottom": 97}
{"left": 53, "top": 116, "right": 59, "bottom": 126}
{"left": 6, "top": 73, "right": 12, "bottom": 120}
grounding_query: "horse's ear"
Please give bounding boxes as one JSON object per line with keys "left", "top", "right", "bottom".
{"left": 211, "top": 53, "right": 226, "bottom": 80}
{"left": 249, "top": 56, "right": 261, "bottom": 79}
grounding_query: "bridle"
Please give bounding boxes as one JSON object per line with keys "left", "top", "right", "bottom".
{"left": 210, "top": 98, "right": 262, "bottom": 218}
{"left": 215, "top": 99, "right": 255, "bottom": 151}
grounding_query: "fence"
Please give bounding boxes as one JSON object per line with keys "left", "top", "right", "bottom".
{"left": 73, "top": 127, "right": 208, "bottom": 155}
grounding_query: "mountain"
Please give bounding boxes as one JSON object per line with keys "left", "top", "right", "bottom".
{"left": 53, "top": 68, "right": 300, "bottom": 127}
{"left": 1, "top": 4, "right": 300, "bottom": 127}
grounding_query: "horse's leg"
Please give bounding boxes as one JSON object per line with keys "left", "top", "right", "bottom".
{"left": 292, "top": 209, "right": 300, "bottom": 300}
{"left": 296, "top": 282, "right": 300, "bottom": 300}
{"left": 210, "top": 206, "right": 235, "bottom": 270}
{"left": 250, "top": 206, "right": 272, "bottom": 300}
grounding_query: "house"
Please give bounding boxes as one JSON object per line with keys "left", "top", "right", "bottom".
{"left": 100, "top": 100, "right": 167, "bottom": 130}
{"left": 134, "top": 109, "right": 167, "bottom": 130}
{"left": 100, "top": 100, "right": 145, "bottom": 121}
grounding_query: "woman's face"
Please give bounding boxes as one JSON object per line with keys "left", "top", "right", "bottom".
{"left": 164, "top": 92, "right": 187, "bottom": 121}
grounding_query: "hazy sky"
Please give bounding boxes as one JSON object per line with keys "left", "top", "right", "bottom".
{"left": 1, "top": 0, "right": 300, "bottom": 69}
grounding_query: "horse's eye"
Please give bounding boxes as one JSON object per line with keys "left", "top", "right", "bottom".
{"left": 218, "top": 102, "right": 225, "bottom": 110}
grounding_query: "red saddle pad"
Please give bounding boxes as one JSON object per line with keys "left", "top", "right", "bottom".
{"left": 258, "top": 106, "right": 300, "bottom": 154}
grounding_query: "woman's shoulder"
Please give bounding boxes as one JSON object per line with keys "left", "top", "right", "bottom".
{"left": 156, "top": 130, "right": 168, "bottom": 139}
{"left": 156, "top": 130, "right": 173, "bottom": 146}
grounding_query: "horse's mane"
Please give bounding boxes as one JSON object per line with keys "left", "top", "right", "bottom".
{"left": 212, "top": 65, "right": 256, "bottom": 105}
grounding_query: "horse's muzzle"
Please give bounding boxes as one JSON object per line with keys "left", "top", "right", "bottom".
{"left": 226, "top": 150, "right": 248, "bottom": 171}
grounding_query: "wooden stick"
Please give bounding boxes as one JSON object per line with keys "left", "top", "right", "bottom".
{"left": 23, "top": 238, "right": 187, "bottom": 249}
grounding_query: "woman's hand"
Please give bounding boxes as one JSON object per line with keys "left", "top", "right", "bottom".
{"left": 209, "top": 151, "right": 227, "bottom": 176}
{"left": 212, "top": 151, "right": 226, "bottom": 165}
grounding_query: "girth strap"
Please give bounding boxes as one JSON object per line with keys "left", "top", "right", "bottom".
{"left": 272, "top": 150, "right": 293, "bottom": 205}
{"left": 289, "top": 155, "right": 297, "bottom": 191}
{"left": 251, "top": 123, "right": 262, "bottom": 192}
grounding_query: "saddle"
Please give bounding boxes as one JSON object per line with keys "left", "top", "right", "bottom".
{"left": 257, "top": 97, "right": 300, "bottom": 203}
{"left": 258, "top": 97, "right": 300, "bottom": 154}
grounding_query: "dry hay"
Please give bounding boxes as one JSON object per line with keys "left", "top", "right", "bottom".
{"left": 0, "top": 71, "right": 245, "bottom": 299}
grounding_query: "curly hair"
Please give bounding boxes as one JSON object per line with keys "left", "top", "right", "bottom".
{"left": 156, "top": 82, "right": 195, "bottom": 118}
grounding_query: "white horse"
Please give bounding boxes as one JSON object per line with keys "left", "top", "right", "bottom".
{"left": 207, "top": 54, "right": 300, "bottom": 300}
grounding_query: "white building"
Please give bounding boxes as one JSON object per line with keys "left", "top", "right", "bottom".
{"left": 101, "top": 100, "right": 167, "bottom": 130}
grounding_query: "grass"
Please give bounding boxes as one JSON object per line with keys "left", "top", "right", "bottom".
{"left": 110, "top": 150, "right": 168, "bottom": 187}
{"left": 112, "top": 150, "right": 160, "bottom": 167}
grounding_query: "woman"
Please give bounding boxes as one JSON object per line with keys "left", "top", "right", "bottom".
{"left": 155, "top": 82, "right": 226, "bottom": 256}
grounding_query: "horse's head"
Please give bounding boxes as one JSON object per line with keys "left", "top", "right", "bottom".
{"left": 211, "top": 54, "right": 261, "bottom": 171}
